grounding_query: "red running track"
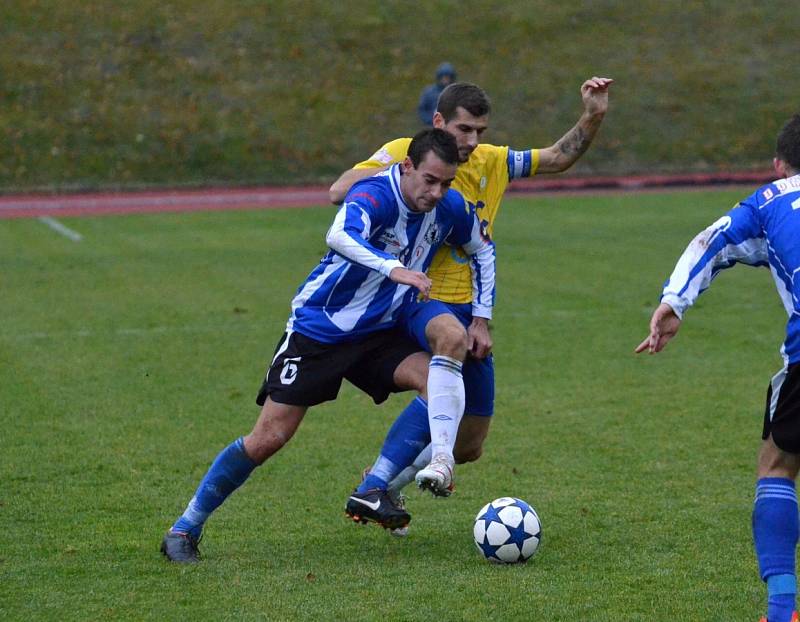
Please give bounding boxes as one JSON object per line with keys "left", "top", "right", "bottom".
{"left": 0, "top": 170, "right": 775, "bottom": 219}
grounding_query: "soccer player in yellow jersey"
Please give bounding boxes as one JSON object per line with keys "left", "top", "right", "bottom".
{"left": 331, "top": 78, "right": 612, "bottom": 529}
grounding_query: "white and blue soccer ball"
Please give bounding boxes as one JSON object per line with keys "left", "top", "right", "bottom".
{"left": 473, "top": 497, "right": 542, "bottom": 563}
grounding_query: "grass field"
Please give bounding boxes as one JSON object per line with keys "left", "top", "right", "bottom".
{"left": 0, "top": 188, "right": 789, "bottom": 620}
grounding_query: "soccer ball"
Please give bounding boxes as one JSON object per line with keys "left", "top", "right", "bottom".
{"left": 473, "top": 497, "right": 542, "bottom": 563}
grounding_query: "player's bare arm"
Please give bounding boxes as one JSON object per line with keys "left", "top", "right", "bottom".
{"left": 536, "top": 77, "right": 613, "bottom": 174}
{"left": 389, "top": 266, "right": 432, "bottom": 301}
{"left": 635, "top": 302, "right": 682, "bottom": 355}
{"left": 329, "top": 166, "right": 389, "bottom": 204}
{"left": 467, "top": 316, "right": 492, "bottom": 359}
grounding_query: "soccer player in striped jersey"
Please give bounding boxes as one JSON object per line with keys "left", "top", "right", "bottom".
{"left": 329, "top": 77, "right": 612, "bottom": 523}
{"left": 636, "top": 114, "right": 800, "bottom": 622}
{"left": 161, "top": 129, "right": 495, "bottom": 562}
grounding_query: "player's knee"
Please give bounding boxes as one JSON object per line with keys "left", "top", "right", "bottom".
{"left": 427, "top": 319, "right": 468, "bottom": 360}
{"left": 760, "top": 432, "right": 800, "bottom": 478}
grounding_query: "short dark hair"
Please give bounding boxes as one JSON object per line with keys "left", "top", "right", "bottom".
{"left": 436, "top": 82, "right": 491, "bottom": 122}
{"left": 407, "top": 128, "right": 459, "bottom": 167}
{"left": 776, "top": 114, "right": 800, "bottom": 171}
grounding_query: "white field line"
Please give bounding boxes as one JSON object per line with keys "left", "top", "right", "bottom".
{"left": 1, "top": 190, "right": 327, "bottom": 211}
{"left": 38, "top": 216, "right": 83, "bottom": 241}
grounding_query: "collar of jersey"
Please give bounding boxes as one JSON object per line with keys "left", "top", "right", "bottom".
{"left": 388, "top": 163, "right": 416, "bottom": 215}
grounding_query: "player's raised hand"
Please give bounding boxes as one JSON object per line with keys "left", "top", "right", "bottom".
{"left": 581, "top": 77, "right": 613, "bottom": 116}
{"left": 635, "top": 302, "right": 682, "bottom": 355}
{"left": 389, "top": 267, "right": 432, "bottom": 301}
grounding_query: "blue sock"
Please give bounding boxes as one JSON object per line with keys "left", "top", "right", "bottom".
{"left": 753, "top": 477, "right": 798, "bottom": 622}
{"left": 358, "top": 456, "right": 396, "bottom": 493}
{"left": 172, "top": 437, "right": 257, "bottom": 538}
{"left": 356, "top": 397, "right": 430, "bottom": 494}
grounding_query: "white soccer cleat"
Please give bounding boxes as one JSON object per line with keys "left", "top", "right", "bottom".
{"left": 415, "top": 453, "right": 455, "bottom": 497}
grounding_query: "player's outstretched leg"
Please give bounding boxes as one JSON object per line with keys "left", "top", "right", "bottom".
{"left": 162, "top": 436, "right": 257, "bottom": 562}
{"left": 162, "top": 399, "right": 306, "bottom": 562}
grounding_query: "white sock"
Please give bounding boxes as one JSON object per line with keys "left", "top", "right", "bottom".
{"left": 388, "top": 444, "right": 432, "bottom": 493}
{"left": 427, "top": 355, "right": 464, "bottom": 459}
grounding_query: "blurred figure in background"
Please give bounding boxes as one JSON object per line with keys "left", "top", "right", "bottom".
{"left": 417, "top": 62, "right": 457, "bottom": 126}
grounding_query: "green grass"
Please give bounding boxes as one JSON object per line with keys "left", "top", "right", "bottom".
{"left": 0, "top": 188, "right": 787, "bottom": 620}
{"left": 2, "top": 1, "right": 799, "bottom": 190}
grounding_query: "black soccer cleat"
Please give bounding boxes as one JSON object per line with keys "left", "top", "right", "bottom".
{"left": 160, "top": 531, "right": 201, "bottom": 563}
{"left": 345, "top": 488, "right": 411, "bottom": 530}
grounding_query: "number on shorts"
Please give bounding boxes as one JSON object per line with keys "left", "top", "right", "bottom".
{"left": 280, "top": 357, "right": 301, "bottom": 385}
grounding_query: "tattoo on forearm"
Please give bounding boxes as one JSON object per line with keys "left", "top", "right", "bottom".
{"left": 558, "top": 126, "right": 590, "bottom": 158}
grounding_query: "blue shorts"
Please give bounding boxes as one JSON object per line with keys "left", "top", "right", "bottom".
{"left": 397, "top": 299, "right": 495, "bottom": 417}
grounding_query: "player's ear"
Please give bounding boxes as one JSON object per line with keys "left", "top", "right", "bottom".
{"left": 432, "top": 111, "right": 445, "bottom": 129}
{"left": 401, "top": 156, "right": 414, "bottom": 173}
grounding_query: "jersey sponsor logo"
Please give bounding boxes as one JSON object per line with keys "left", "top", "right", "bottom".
{"left": 480, "top": 176, "right": 487, "bottom": 190}
{"left": 378, "top": 229, "right": 402, "bottom": 251}
{"left": 280, "top": 356, "right": 301, "bottom": 385}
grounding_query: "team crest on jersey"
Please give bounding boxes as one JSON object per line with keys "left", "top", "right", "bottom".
{"left": 424, "top": 222, "right": 441, "bottom": 245}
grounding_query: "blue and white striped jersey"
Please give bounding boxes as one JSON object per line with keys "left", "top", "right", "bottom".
{"left": 661, "top": 173, "right": 800, "bottom": 363}
{"left": 287, "top": 164, "right": 496, "bottom": 343}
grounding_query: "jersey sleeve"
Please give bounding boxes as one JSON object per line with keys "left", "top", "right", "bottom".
{"left": 352, "top": 138, "right": 412, "bottom": 170}
{"left": 325, "top": 183, "right": 404, "bottom": 277}
{"left": 660, "top": 200, "right": 767, "bottom": 319}
{"left": 444, "top": 193, "right": 496, "bottom": 318}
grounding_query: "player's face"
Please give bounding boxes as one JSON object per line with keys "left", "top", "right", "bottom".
{"left": 434, "top": 106, "right": 489, "bottom": 163}
{"left": 400, "top": 152, "right": 457, "bottom": 213}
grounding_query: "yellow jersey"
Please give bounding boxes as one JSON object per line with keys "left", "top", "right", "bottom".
{"left": 354, "top": 139, "right": 539, "bottom": 303}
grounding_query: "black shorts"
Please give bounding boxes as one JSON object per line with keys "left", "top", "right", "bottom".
{"left": 762, "top": 363, "right": 800, "bottom": 452}
{"left": 256, "top": 329, "right": 423, "bottom": 408}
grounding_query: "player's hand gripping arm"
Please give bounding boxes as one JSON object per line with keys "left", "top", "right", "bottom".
{"left": 468, "top": 316, "right": 492, "bottom": 359}
{"left": 328, "top": 166, "right": 389, "bottom": 204}
{"left": 536, "top": 77, "right": 613, "bottom": 174}
{"left": 635, "top": 303, "right": 682, "bottom": 354}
